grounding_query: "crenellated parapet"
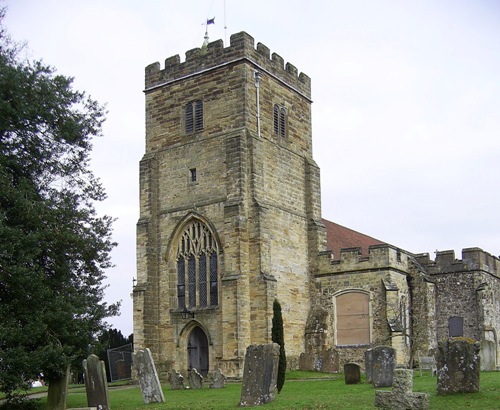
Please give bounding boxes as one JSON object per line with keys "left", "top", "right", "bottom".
{"left": 145, "top": 31, "right": 311, "bottom": 98}
{"left": 414, "top": 248, "right": 500, "bottom": 277}
{"left": 317, "top": 244, "right": 411, "bottom": 276}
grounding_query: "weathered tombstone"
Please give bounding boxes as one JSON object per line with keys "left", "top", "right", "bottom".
{"left": 371, "top": 346, "right": 396, "bottom": 388}
{"left": 188, "top": 367, "right": 204, "bottom": 389}
{"left": 209, "top": 368, "right": 227, "bottom": 389}
{"left": 46, "top": 365, "right": 71, "bottom": 410}
{"left": 344, "top": 363, "right": 361, "bottom": 384}
{"left": 375, "top": 369, "right": 429, "bottom": 409}
{"left": 170, "top": 369, "right": 185, "bottom": 390}
{"left": 134, "top": 348, "right": 165, "bottom": 403}
{"left": 365, "top": 348, "right": 373, "bottom": 383}
{"left": 437, "top": 338, "right": 480, "bottom": 394}
{"left": 83, "top": 354, "right": 110, "bottom": 410}
{"left": 240, "top": 343, "right": 280, "bottom": 407}
{"left": 480, "top": 340, "right": 496, "bottom": 371}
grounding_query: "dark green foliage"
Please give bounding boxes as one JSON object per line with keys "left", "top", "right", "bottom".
{"left": 271, "top": 299, "right": 286, "bottom": 393}
{"left": 95, "top": 328, "right": 133, "bottom": 381}
{"left": 0, "top": 9, "right": 118, "bottom": 402}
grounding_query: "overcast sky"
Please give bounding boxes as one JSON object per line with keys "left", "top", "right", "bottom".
{"left": 5, "top": 1, "right": 500, "bottom": 336}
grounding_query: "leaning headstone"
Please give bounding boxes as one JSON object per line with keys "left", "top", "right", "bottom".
{"left": 344, "top": 363, "right": 361, "bottom": 384}
{"left": 46, "top": 365, "right": 71, "bottom": 410}
{"left": 188, "top": 367, "right": 204, "bottom": 389}
{"left": 371, "top": 346, "right": 396, "bottom": 387}
{"left": 437, "top": 338, "right": 480, "bottom": 394}
{"left": 375, "top": 369, "right": 429, "bottom": 409}
{"left": 134, "top": 348, "right": 165, "bottom": 403}
{"left": 83, "top": 354, "right": 110, "bottom": 410}
{"left": 365, "top": 348, "right": 373, "bottom": 383}
{"left": 209, "top": 368, "right": 227, "bottom": 389}
{"left": 240, "top": 343, "right": 280, "bottom": 407}
{"left": 170, "top": 369, "right": 185, "bottom": 390}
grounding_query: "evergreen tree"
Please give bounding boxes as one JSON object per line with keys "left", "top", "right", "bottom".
{"left": 272, "top": 299, "right": 286, "bottom": 393}
{"left": 0, "top": 10, "right": 118, "bottom": 403}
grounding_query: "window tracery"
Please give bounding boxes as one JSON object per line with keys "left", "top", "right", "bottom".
{"left": 176, "top": 220, "right": 219, "bottom": 309}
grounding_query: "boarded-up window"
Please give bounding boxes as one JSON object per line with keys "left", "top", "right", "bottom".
{"left": 449, "top": 316, "right": 464, "bottom": 337}
{"left": 336, "top": 292, "right": 370, "bottom": 345}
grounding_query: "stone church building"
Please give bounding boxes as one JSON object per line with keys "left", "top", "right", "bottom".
{"left": 133, "top": 32, "right": 500, "bottom": 380}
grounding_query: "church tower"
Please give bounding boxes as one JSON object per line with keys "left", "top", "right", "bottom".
{"left": 133, "top": 32, "right": 326, "bottom": 379}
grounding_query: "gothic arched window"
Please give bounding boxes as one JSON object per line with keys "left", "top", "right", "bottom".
{"left": 176, "top": 220, "right": 219, "bottom": 309}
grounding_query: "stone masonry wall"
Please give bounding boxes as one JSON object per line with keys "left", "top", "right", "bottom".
{"left": 136, "top": 31, "right": 319, "bottom": 379}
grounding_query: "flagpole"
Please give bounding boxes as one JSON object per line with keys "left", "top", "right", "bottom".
{"left": 224, "top": 0, "right": 227, "bottom": 44}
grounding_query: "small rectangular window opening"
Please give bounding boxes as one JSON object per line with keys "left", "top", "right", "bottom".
{"left": 190, "top": 168, "right": 197, "bottom": 182}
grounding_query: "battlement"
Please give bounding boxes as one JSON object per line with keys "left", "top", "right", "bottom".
{"left": 317, "top": 244, "right": 411, "bottom": 275}
{"left": 145, "top": 31, "right": 311, "bottom": 98}
{"left": 414, "top": 247, "right": 500, "bottom": 276}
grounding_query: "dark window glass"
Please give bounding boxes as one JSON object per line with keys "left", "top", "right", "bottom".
{"left": 199, "top": 254, "right": 207, "bottom": 307}
{"left": 177, "top": 258, "right": 185, "bottom": 309}
{"left": 210, "top": 253, "right": 218, "bottom": 306}
{"left": 188, "top": 254, "right": 196, "bottom": 308}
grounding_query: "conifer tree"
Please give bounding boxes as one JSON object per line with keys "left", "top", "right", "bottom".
{"left": 0, "top": 10, "right": 118, "bottom": 403}
{"left": 272, "top": 299, "right": 286, "bottom": 393}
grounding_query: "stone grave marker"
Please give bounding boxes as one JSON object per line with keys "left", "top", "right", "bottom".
{"left": 83, "top": 354, "right": 110, "bottom": 410}
{"left": 480, "top": 340, "right": 496, "bottom": 371}
{"left": 371, "top": 345, "right": 396, "bottom": 387}
{"left": 209, "top": 368, "right": 227, "bottom": 389}
{"left": 375, "top": 368, "right": 429, "bottom": 409}
{"left": 170, "top": 369, "right": 185, "bottom": 390}
{"left": 365, "top": 348, "right": 373, "bottom": 383}
{"left": 46, "top": 365, "right": 71, "bottom": 410}
{"left": 437, "top": 338, "right": 480, "bottom": 394}
{"left": 344, "top": 363, "right": 361, "bottom": 384}
{"left": 240, "top": 343, "right": 280, "bottom": 407}
{"left": 134, "top": 348, "right": 165, "bottom": 403}
{"left": 188, "top": 367, "right": 204, "bottom": 389}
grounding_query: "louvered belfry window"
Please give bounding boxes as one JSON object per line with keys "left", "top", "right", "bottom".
{"left": 176, "top": 220, "right": 219, "bottom": 309}
{"left": 273, "top": 103, "right": 286, "bottom": 137}
{"left": 185, "top": 100, "right": 203, "bottom": 134}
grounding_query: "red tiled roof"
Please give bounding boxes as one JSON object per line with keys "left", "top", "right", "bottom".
{"left": 322, "top": 218, "right": 386, "bottom": 259}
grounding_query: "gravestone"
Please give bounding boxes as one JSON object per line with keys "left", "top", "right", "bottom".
{"left": 375, "top": 369, "right": 429, "bottom": 409}
{"left": 170, "top": 369, "right": 185, "bottom": 390}
{"left": 344, "top": 363, "right": 361, "bottom": 384}
{"left": 240, "top": 343, "right": 280, "bottom": 407}
{"left": 365, "top": 348, "right": 373, "bottom": 383}
{"left": 188, "top": 367, "right": 204, "bottom": 389}
{"left": 480, "top": 340, "right": 496, "bottom": 371}
{"left": 46, "top": 365, "right": 71, "bottom": 410}
{"left": 134, "top": 348, "right": 165, "bottom": 403}
{"left": 371, "top": 346, "right": 396, "bottom": 387}
{"left": 209, "top": 368, "right": 227, "bottom": 388}
{"left": 83, "top": 354, "right": 110, "bottom": 410}
{"left": 437, "top": 338, "right": 480, "bottom": 394}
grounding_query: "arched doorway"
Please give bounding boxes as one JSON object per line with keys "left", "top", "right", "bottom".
{"left": 187, "top": 326, "right": 209, "bottom": 376}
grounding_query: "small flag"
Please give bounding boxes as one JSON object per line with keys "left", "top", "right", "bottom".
{"left": 207, "top": 17, "right": 215, "bottom": 25}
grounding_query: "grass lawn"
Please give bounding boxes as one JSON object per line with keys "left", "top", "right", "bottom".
{"left": 30, "top": 370, "right": 500, "bottom": 409}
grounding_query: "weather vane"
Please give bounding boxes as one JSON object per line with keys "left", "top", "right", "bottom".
{"left": 202, "top": 17, "right": 215, "bottom": 46}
